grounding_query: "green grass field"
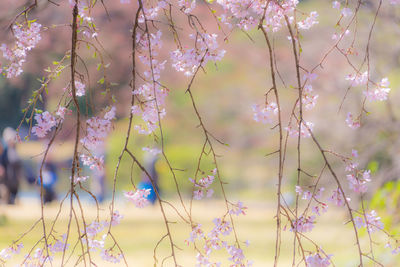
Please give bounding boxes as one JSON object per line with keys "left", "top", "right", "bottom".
{"left": 1, "top": 199, "right": 398, "bottom": 266}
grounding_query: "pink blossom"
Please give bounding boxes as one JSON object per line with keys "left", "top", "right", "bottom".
{"left": 298, "top": 11, "right": 319, "bottom": 30}
{"left": 364, "top": 78, "right": 390, "bottom": 101}
{"left": 124, "top": 189, "right": 151, "bottom": 208}
{"left": 100, "top": 249, "right": 123, "bottom": 263}
{"left": 187, "top": 224, "right": 204, "bottom": 243}
{"left": 69, "top": 175, "right": 89, "bottom": 183}
{"left": 306, "top": 253, "right": 332, "bottom": 267}
{"left": 345, "top": 71, "right": 368, "bottom": 86}
{"left": 291, "top": 215, "right": 315, "bottom": 233}
{"left": 303, "top": 85, "right": 318, "bottom": 110}
{"left": 354, "top": 211, "right": 383, "bottom": 233}
{"left": 0, "top": 22, "right": 41, "bottom": 78}
{"left": 351, "top": 149, "right": 358, "bottom": 158}
{"left": 74, "top": 81, "right": 86, "bottom": 96}
{"left": 286, "top": 121, "right": 314, "bottom": 138}
{"left": 345, "top": 112, "right": 360, "bottom": 129}
{"left": 229, "top": 201, "right": 247, "bottom": 216}
{"left": 252, "top": 102, "right": 278, "bottom": 124}
{"left": 80, "top": 154, "right": 104, "bottom": 171}
{"left": 80, "top": 106, "right": 115, "bottom": 150}
{"left": 332, "top": 1, "right": 341, "bottom": 9}
{"left": 110, "top": 210, "right": 123, "bottom": 226}
{"left": 32, "top": 111, "right": 57, "bottom": 138}
{"left": 328, "top": 188, "right": 350, "bottom": 207}
{"left": 341, "top": 7, "right": 353, "bottom": 17}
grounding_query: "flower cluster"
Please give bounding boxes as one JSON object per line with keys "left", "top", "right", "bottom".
{"left": 124, "top": 188, "right": 152, "bottom": 208}
{"left": 306, "top": 253, "right": 332, "bottom": 267}
{"left": 32, "top": 111, "right": 57, "bottom": 138}
{"left": 252, "top": 102, "right": 278, "bottom": 124}
{"left": 328, "top": 188, "right": 350, "bottom": 207}
{"left": 345, "top": 112, "right": 360, "bottom": 129}
{"left": 170, "top": 33, "right": 226, "bottom": 77}
{"left": 188, "top": 215, "right": 251, "bottom": 266}
{"left": 291, "top": 215, "right": 316, "bottom": 233}
{"left": 80, "top": 154, "right": 105, "bottom": 171}
{"left": 1, "top": 22, "right": 41, "bottom": 78}
{"left": 298, "top": 11, "right": 319, "bottom": 30}
{"left": 364, "top": 77, "right": 390, "bottom": 102}
{"left": 132, "top": 30, "right": 169, "bottom": 135}
{"left": 189, "top": 168, "right": 217, "bottom": 200}
{"left": 217, "top": 0, "right": 298, "bottom": 33}
{"left": 80, "top": 106, "right": 116, "bottom": 150}
{"left": 286, "top": 120, "right": 314, "bottom": 138}
{"left": 354, "top": 210, "right": 384, "bottom": 233}
{"left": 345, "top": 159, "right": 371, "bottom": 194}
{"left": 0, "top": 243, "right": 23, "bottom": 261}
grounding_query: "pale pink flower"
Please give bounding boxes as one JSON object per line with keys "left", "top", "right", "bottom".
{"left": 229, "top": 201, "right": 247, "bottom": 216}
{"left": 341, "top": 7, "right": 353, "bottom": 17}
{"left": 32, "top": 111, "right": 57, "bottom": 138}
{"left": 298, "top": 11, "right": 319, "bottom": 30}
{"left": 124, "top": 189, "right": 151, "bottom": 208}
{"left": 306, "top": 253, "right": 332, "bottom": 267}
{"left": 252, "top": 102, "right": 278, "bottom": 124}
{"left": 332, "top": 1, "right": 340, "bottom": 9}
{"left": 100, "top": 249, "right": 122, "bottom": 263}
{"left": 345, "top": 112, "right": 360, "bottom": 129}
{"left": 110, "top": 210, "right": 123, "bottom": 226}
{"left": 74, "top": 81, "right": 86, "bottom": 96}
{"left": 291, "top": 215, "right": 315, "bottom": 233}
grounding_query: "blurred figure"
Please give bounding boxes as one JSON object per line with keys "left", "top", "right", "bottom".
{"left": 138, "top": 154, "right": 160, "bottom": 204}
{"left": 2, "top": 127, "right": 23, "bottom": 204}
{"left": 0, "top": 142, "right": 7, "bottom": 204}
{"left": 90, "top": 145, "right": 106, "bottom": 203}
{"left": 38, "top": 161, "right": 58, "bottom": 204}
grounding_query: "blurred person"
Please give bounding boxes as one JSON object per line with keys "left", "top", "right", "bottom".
{"left": 38, "top": 161, "right": 58, "bottom": 204}
{"left": 0, "top": 141, "right": 7, "bottom": 204}
{"left": 89, "top": 144, "right": 106, "bottom": 203}
{"left": 2, "top": 127, "right": 23, "bottom": 204}
{"left": 138, "top": 153, "right": 160, "bottom": 204}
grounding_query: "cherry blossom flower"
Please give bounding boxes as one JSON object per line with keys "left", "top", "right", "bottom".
{"left": 110, "top": 210, "right": 123, "bottom": 226}
{"left": 355, "top": 210, "right": 384, "bottom": 233}
{"left": 187, "top": 224, "right": 204, "bottom": 243}
{"left": 80, "top": 154, "right": 104, "bottom": 171}
{"left": 100, "top": 249, "right": 123, "bottom": 263}
{"left": 229, "top": 201, "right": 247, "bottom": 216}
{"left": 364, "top": 77, "right": 390, "bottom": 101}
{"left": 124, "top": 189, "right": 151, "bottom": 208}
{"left": 341, "top": 7, "right": 353, "bottom": 17}
{"left": 306, "top": 253, "right": 332, "bottom": 267}
{"left": 291, "top": 215, "right": 315, "bottom": 233}
{"left": 345, "top": 71, "right": 368, "bottom": 86}
{"left": 1, "top": 22, "right": 41, "bottom": 78}
{"left": 332, "top": 1, "right": 341, "bottom": 9}
{"left": 69, "top": 175, "right": 89, "bottom": 183}
{"left": 80, "top": 106, "right": 115, "bottom": 150}
{"left": 298, "top": 11, "right": 319, "bottom": 30}
{"left": 252, "top": 102, "right": 278, "bottom": 124}
{"left": 74, "top": 81, "right": 86, "bottom": 96}
{"left": 32, "top": 111, "right": 57, "bottom": 138}
{"left": 345, "top": 112, "right": 360, "bottom": 129}
{"left": 286, "top": 121, "right": 314, "bottom": 138}
{"left": 328, "top": 188, "right": 350, "bottom": 207}
{"left": 189, "top": 169, "right": 216, "bottom": 200}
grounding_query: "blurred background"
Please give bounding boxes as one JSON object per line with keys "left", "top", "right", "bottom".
{"left": 1, "top": 0, "right": 400, "bottom": 265}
